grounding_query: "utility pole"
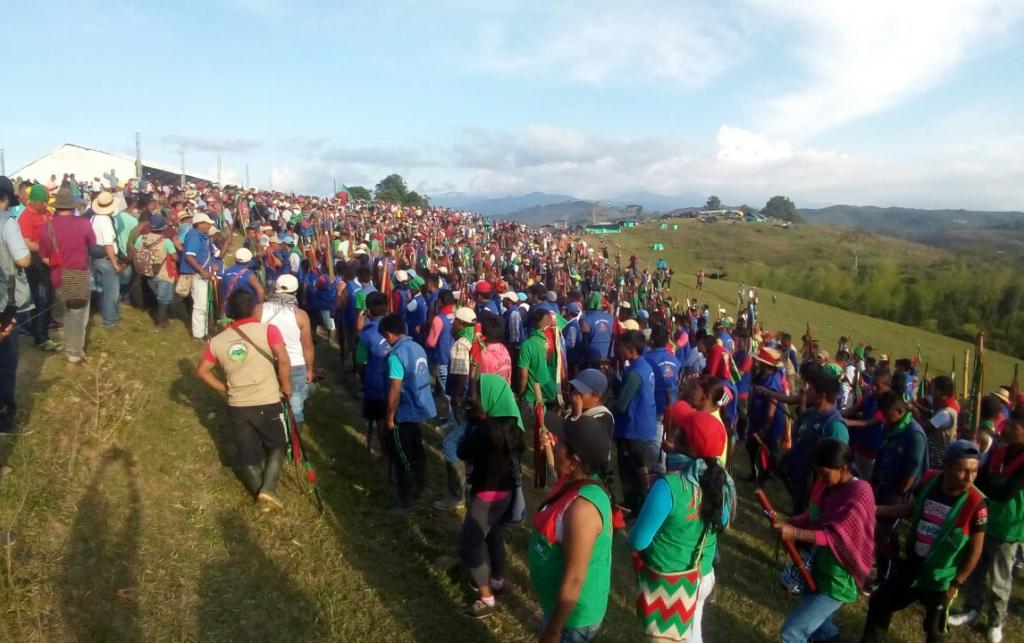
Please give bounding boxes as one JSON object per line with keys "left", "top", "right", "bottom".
{"left": 179, "top": 146, "right": 186, "bottom": 188}
{"left": 217, "top": 154, "right": 222, "bottom": 185}
{"left": 333, "top": 178, "right": 337, "bottom": 195}
{"left": 245, "top": 164, "right": 250, "bottom": 188}
{"left": 134, "top": 132, "right": 142, "bottom": 180}
{"left": 591, "top": 202, "right": 597, "bottom": 226}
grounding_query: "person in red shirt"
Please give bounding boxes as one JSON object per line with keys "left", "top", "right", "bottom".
{"left": 17, "top": 184, "right": 59, "bottom": 351}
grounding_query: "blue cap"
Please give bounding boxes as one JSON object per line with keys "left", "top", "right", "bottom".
{"left": 280, "top": 234, "right": 295, "bottom": 244}
{"left": 638, "top": 309, "right": 650, "bottom": 319}
{"left": 569, "top": 369, "right": 608, "bottom": 396}
{"left": 944, "top": 439, "right": 981, "bottom": 465}
{"left": 149, "top": 213, "right": 167, "bottom": 231}
{"left": 566, "top": 302, "right": 581, "bottom": 315}
{"left": 517, "top": 292, "right": 527, "bottom": 302}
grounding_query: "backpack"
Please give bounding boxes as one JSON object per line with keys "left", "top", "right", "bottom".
{"left": 134, "top": 234, "right": 167, "bottom": 278}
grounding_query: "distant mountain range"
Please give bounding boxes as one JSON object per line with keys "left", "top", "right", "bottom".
{"left": 431, "top": 190, "right": 706, "bottom": 225}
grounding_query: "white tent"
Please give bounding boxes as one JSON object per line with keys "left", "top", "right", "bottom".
{"left": 11, "top": 143, "right": 211, "bottom": 185}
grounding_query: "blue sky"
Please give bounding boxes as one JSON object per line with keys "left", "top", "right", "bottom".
{"left": 3, "top": 0, "right": 1024, "bottom": 209}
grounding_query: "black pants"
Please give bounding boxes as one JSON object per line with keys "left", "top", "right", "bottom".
{"left": 227, "top": 403, "right": 288, "bottom": 466}
{"left": 616, "top": 437, "right": 658, "bottom": 516}
{"left": 390, "top": 422, "right": 426, "bottom": 506}
{"left": 0, "top": 336, "right": 17, "bottom": 430}
{"left": 861, "top": 555, "right": 949, "bottom": 643}
{"left": 23, "top": 262, "right": 51, "bottom": 346}
{"left": 459, "top": 493, "right": 513, "bottom": 589}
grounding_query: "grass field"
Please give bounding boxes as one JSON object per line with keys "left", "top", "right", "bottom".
{"left": 0, "top": 299, "right": 1020, "bottom": 642}
{"left": 591, "top": 218, "right": 1022, "bottom": 388}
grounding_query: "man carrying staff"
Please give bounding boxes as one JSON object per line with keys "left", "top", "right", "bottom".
{"left": 196, "top": 289, "right": 292, "bottom": 512}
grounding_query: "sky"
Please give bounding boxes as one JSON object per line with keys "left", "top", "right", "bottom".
{"left": 3, "top": 0, "right": 1024, "bottom": 209}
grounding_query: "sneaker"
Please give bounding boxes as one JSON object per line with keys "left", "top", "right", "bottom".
{"left": 432, "top": 495, "right": 465, "bottom": 510}
{"left": 467, "top": 580, "right": 506, "bottom": 596}
{"left": 38, "top": 340, "right": 62, "bottom": 352}
{"left": 987, "top": 624, "right": 1003, "bottom": 643}
{"left": 947, "top": 610, "right": 979, "bottom": 628}
{"left": 257, "top": 491, "right": 284, "bottom": 513}
{"left": 462, "top": 599, "right": 497, "bottom": 619}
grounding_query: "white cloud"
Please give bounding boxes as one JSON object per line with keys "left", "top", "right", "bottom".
{"left": 715, "top": 125, "right": 793, "bottom": 163}
{"left": 747, "top": 0, "right": 1024, "bottom": 139}
{"left": 471, "top": 2, "right": 747, "bottom": 88}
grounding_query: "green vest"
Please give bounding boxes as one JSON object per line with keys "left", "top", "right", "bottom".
{"left": 643, "top": 474, "right": 716, "bottom": 577}
{"left": 528, "top": 483, "right": 612, "bottom": 628}
{"left": 985, "top": 445, "right": 1024, "bottom": 544}
{"left": 808, "top": 496, "right": 857, "bottom": 603}
{"left": 908, "top": 472, "right": 986, "bottom": 591}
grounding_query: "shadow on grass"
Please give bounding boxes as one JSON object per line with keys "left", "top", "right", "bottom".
{"left": 197, "top": 510, "right": 326, "bottom": 642}
{"left": 59, "top": 447, "right": 142, "bottom": 641}
{"left": 169, "top": 357, "right": 237, "bottom": 467}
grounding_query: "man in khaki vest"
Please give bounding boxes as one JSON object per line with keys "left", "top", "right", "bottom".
{"left": 197, "top": 289, "right": 292, "bottom": 511}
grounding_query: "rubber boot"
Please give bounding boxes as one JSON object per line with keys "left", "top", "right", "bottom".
{"left": 155, "top": 303, "right": 170, "bottom": 330}
{"left": 236, "top": 464, "right": 263, "bottom": 498}
{"left": 258, "top": 448, "right": 286, "bottom": 512}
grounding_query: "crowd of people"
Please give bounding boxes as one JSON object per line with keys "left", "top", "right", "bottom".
{"left": 1, "top": 171, "right": 1022, "bottom": 643}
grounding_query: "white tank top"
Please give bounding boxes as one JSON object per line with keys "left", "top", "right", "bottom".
{"left": 261, "top": 301, "right": 305, "bottom": 367}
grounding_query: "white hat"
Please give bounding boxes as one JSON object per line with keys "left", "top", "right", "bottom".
{"left": 234, "top": 248, "right": 253, "bottom": 263}
{"left": 192, "top": 212, "right": 215, "bottom": 226}
{"left": 620, "top": 301, "right": 632, "bottom": 309}
{"left": 275, "top": 274, "right": 299, "bottom": 294}
{"left": 455, "top": 307, "right": 477, "bottom": 324}
{"left": 501, "top": 291, "right": 519, "bottom": 302}
{"left": 622, "top": 319, "right": 641, "bottom": 331}
{"left": 394, "top": 270, "right": 409, "bottom": 283}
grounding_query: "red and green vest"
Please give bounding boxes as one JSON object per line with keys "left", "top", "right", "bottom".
{"left": 642, "top": 474, "right": 716, "bottom": 577}
{"left": 984, "top": 445, "right": 1024, "bottom": 544}
{"left": 807, "top": 481, "right": 858, "bottom": 603}
{"left": 908, "top": 470, "right": 986, "bottom": 591}
{"left": 528, "top": 478, "right": 612, "bottom": 628}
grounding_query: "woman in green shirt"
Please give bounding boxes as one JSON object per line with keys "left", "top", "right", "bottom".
{"left": 776, "top": 439, "right": 876, "bottom": 642}
{"left": 529, "top": 410, "right": 613, "bottom": 642}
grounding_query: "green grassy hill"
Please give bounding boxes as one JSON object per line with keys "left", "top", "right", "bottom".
{"left": 591, "top": 218, "right": 1021, "bottom": 387}
{"left": 1, "top": 305, "right": 1018, "bottom": 642}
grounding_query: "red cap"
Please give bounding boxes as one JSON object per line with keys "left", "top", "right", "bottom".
{"left": 495, "top": 279, "right": 507, "bottom": 294}
{"left": 669, "top": 400, "right": 727, "bottom": 460}
{"left": 475, "top": 280, "right": 493, "bottom": 294}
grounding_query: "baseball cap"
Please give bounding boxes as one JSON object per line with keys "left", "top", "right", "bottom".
{"left": 500, "top": 291, "right": 518, "bottom": 302}
{"left": 234, "top": 248, "right": 253, "bottom": 263}
{"left": 455, "top": 307, "right": 477, "bottom": 324}
{"left": 29, "top": 184, "right": 48, "bottom": 203}
{"left": 475, "top": 280, "right": 492, "bottom": 294}
{"left": 394, "top": 269, "right": 409, "bottom": 283}
{"left": 149, "top": 214, "right": 167, "bottom": 232}
{"left": 544, "top": 411, "right": 611, "bottom": 472}
{"left": 275, "top": 274, "right": 299, "bottom": 294}
{"left": 622, "top": 319, "right": 641, "bottom": 331}
{"left": 566, "top": 302, "right": 581, "bottom": 315}
{"left": 280, "top": 234, "right": 295, "bottom": 245}
{"left": 546, "top": 291, "right": 557, "bottom": 303}
{"left": 569, "top": 369, "right": 608, "bottom": 396}
{"left": 0, "top": 177, "right": 18, "bottom": 206}
{"left": 944, "top": 439, "right": 981, "bottom": 465}
{"left": 669, "top": 400, "right": 728, "bottom": 460}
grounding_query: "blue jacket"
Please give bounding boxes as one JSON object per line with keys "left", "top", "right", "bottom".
{"left": 431, "top": 312, "right": 453, "bottom": 367}
{"left": 220, "top": 264, "right": 254, "bottom": 302}
{"left": 359, "top": 318, "right": 390, "bottom": 401}
{"left": 390, "top": 336, "right": 437, "bottom": 423}
{"left": 615, "top": 358, "right": 658, "bottom": 441}
{"left": 644, "top": 347, "right": 681, "bottom": 416}
{"left": 407, "top": 293, "right": 428, "bottom": 342}
{"left": 749, "top": 370, "right": 787, "bottom": 441}
{"left": 583, "top": 310, "right": 614, "bottom": 362}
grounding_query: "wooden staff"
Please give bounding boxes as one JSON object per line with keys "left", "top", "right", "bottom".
{"left": 975, "top": 332, "right": 985, "bottom": 429}
{"left": 962, "top": 350, "right": 970, "bottom": 400}
{"left": 755, "top": 489, "right": 817, "bottom": 593}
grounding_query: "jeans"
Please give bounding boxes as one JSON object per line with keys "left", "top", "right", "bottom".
{"left": 93, "top": 257, "right": 121, "bottom": 326}
{"left": 781, "top": 592, "right": 843, "bottom": 642}
{"left": 963, "top": 536, "right": 1023, "bottom": 625}
{"left": 458, "top": 493, "right": 512, "bottom": 589}
{"left": 688, "top": 570, "right": 715, "bottom": 643}
{"left": 441, "top": 413, "right": 467, "bottom": 463}
{"left": 540, "top": 617, "right": 601, "bottom": 643}
{"left": 23, "top": 262, "right": 50, "bottom": 345}
{"left": 63, "top": 298, "right": 90, "bottom": 362}
{"left": 390, "top": 422, "right": 426, "bottom": 506}
{"left": 0, "top": 335, "right": 18, "bottom": 430}
{"left": 616, "top": 437, "right": 660, "bottom": 515}
{"left": 289, "top": 365, "right": 311, "bottom": 423}
{"left": 146, "top": 277, "right": 174, "bottom": 306}
{"left": 318, "top": 309, "right": 335, "bottom": 331}
{"left": 118, "top": 264, "right": 134, "bottom": 302}
{"left": 190, "top": 274, "right": 209, "bottom": 339}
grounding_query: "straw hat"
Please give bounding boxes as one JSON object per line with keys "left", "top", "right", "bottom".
{"left": 91, "top": 191, "right": 116, "bottom": 215}
{"left": 754, "top": 346, "right": 782, "bottom": 367}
